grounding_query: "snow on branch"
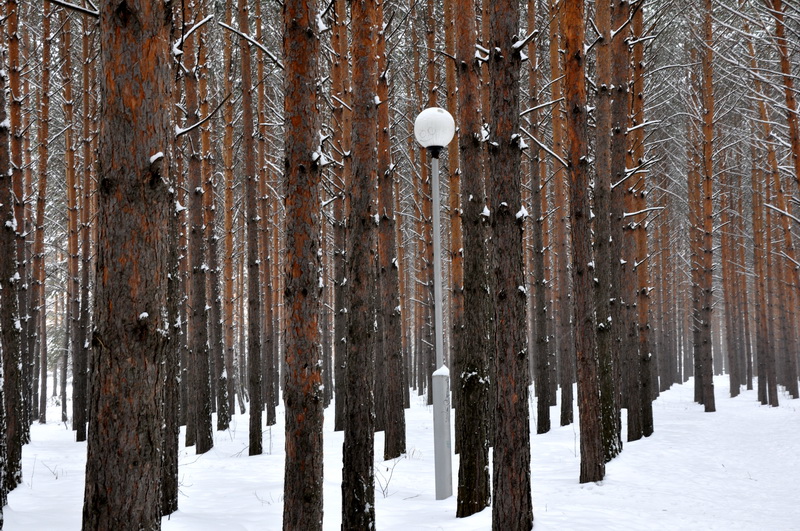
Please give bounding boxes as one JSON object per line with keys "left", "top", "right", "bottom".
{"left": 47, "top": 0, "right": 99, "bottom": 18}
{"left": 219, "top": 22, "right": 284, "bottom": 71}
{"left": 765, "top": 203, "right": 800, "bottom": 225}
{"left": 520, "top": 128, "right": 567, "bottom": 169}
{"left": 173, "top": 14, "right": 215, "bottom": 56}
{"left": 175, "top": 92, "right": 232, "bottom": 139}
{"left": 623, "top": 206, "right": 664, "bottom": 218}
{"left": 512, "top": 30, "right": 538, "bottom": 52}
{"left": 520, "top": 98, "right": 564, "bottom": 118}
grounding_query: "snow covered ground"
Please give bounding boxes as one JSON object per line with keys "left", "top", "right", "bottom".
{"left": 5, "top": 375, "right": 799, "bottom": 530}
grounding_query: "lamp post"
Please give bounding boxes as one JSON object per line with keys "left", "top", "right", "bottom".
{"left": 414, "top": 107, "right": 454, "bottom": 500}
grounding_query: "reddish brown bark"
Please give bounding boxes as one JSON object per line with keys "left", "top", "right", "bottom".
{"left": 222, "top": 0, "right": 237, "bottom": 420}
{"left": 564, "top": 0, "right": 605, "bottom": 485}
{"left": 184, "top": 4, "right": 213, "bottom": 454}
{"left": 698, "top": 0, "right": 716, "bottom": 411}
{"left": 455, "top": 0, "right": 491, "bottom": 517}
{"left": 342, "top": 0, "right": 378, "bottom": 526}
{"left": 488, "top": 0, "right": 533, "bottom": 526}
{"left": 236, "top": 0, "right": 263, "bottom": 457}
{"left": 282, "top": 0, "right": 325, "bottom": 527}
{"left": 550, "top": 0, "right": 574, "bottom": 426}
{"left": 81, "top": 0, "right": 172, "bottom": 527}
{"left": 376, "top": 0, "right": 406, "bottom": 461}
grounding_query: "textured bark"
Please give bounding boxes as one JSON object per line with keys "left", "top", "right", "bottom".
{"left": 34, "top": 1, "right": 53, "bottom": 425}
{"left": 763, "top": 177, "right": 779, "bottom": 406}
{"left": 564, "top": 0, "right": 605, "bottom": 484}
{"left": 454, "top": 0, "right": 491, "bottom": 516}
{"left": 488, "top": 0, "right": 533, "bottom": 527}
{"left": 254, "top": 0, "right": 276, "bottom": 428}
{"left": 528, "top": 0, "right": 550, "bottom": 437}
{"left": 236, "top": 0, "right": 263, "bottom": 456}
{"left": 21, "top": 21, "right": 34, "bottom": 434}
{"left": 75, "top": 5, "right": 95, "bottom": 444}
{"left": 81, "top": 1, "right": 171, "bottom": 527}
{"left": 58, "top": 10, "right": 82, "bottom": 440}
{"left": 687, "top": 66, "right": 704, "bottom": 405}
{"left": 550, "top": 0, "right": 574, "bottom": 425}
{"left": 342, "top": 0, "right": 378, "bottom": 527}
{"left": 2, "top": 0, "right": 23, "bottom": 494}
{"left": 376, "top": 0, "right": 406, "bottom": 461}
{"left": 721, "top": 174, "right": 739, "bottom": 398}
{"left": 184, "top": 4, "right": 214, "bottom": 454}
{"left": 222, "top": 0, "right": 237, "bottom": 420}
{"left": 163, "top": 7, "right": 183, "bottom": 511}
{"left": 629, "top": 4, "right": 653, "bottom": 437}
{"left": 282, "top": 0, "right": 325, "bottom": 527}
{"left": 197, "top": 10, "right": 228, "bottom": 430}
{"left": 765, "top": 0, "right": 800, "bottom": 192}
{"left": 331, "top": 0, "right": 351, "bottom": 433}
{"left": 445, "top": 0, "right": 464, "bottom": 435}
{"left": 409, "top": 1, "right": 427, "bottom": 398}
{"left": 594, "top": 0, "right": 623, "bottom": 461}
{"left": 10, "top": 0, "right": 31, "bottom": 441}
{"left": 698, "top": 0, "right": 716, "bottom": 412}
{"left": 422, "top": 0, "right": 437, "bottom": 404}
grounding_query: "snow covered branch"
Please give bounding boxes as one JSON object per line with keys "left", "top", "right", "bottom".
{"left": 219, "top": 22, "right": 285, "bottom": 71}
{"left": 175, "top": 92, "right": 231, "bottom": 139}
{"left": 173, "top": 14, "right": 215, "bottom": 56}
{"left": 765, "top": 203, "right": 800, "bottom": 225}
{"left": 47, "top": 0, "right": 99, "bottom": 18}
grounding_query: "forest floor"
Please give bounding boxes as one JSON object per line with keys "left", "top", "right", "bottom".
{"left": 4, "top": 374, "right": 799, "bottom": 530}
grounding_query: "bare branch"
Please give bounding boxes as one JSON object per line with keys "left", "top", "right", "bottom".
{"left": 47, "top": 0, "right": 99, "bottom": 18}
{"left": 218, "top": 22, "right": 285, "bottom": 71}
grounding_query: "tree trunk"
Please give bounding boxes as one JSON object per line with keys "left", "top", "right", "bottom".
{"left": 184, "top": 4, "right": 214, "bottom": 454}
{"left": 550, "top": 0, "right": 574, "bottom": 425}
{"left": 593, "top": 0, "right": 624, "bottom": 461}
{"left": 33, "top": 0, "right": 53, "bottom": 426}
{"left": 236, "top": 0, "right": 263, "bottom": 457}
{"left": 698, "top": 0, "right": 716, "bottom": 412}
{"left": 454, "top": 0, "right": 491, "bottom": 516}
{"left": 222, "top": 0, "right": 238, "bottom": 422}
{"left": 528, "top": 0, "right": 551, "bottom": 437}
{"left": 342, "top": 0, "right": 378, "bottom": 526}
{"left": 629, "top": 4, "right": 654, "bottom": 436}
{"left": 376, "top": 0, "right": 406, "bottom": 462}
{"left": 331, "top": 0, "right": 351, "bottom": 433}
{"left": 564, "top": 0, "right": 605, "bottom": 485}
{"left": 81, "top": 1, "right": 171, "bottom": 526}
{"left": 281, "top": 0, "right": 325, "bottom": 527}
{"left": 488, "top": 0, "right": 533, "bottom": 526}
{"left": 2, "top": 0, "right": 23, "bottom": 494}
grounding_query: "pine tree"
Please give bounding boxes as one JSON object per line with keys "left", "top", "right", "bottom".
{"left": 82, "top": 0, "right": 172, "bottom": 527}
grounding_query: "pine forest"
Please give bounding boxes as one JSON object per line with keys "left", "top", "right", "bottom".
{"left": 0, "top": 0, "right": 799, "bottom": 529}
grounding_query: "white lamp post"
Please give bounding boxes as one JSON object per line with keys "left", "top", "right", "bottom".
{"left": 414, "top": 107, "right": 454, "bottom": 500}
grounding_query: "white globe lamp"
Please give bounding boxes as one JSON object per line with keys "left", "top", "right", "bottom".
{"left": 414, "top": 107, "right": 455, "bottom": 157}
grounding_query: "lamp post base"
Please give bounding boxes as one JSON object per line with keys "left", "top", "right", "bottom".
{"left": 432, "top": 365, "right": 453, "bottom": 500}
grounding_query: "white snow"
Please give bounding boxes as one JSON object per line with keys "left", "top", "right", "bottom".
{"left": 480, "top": 206, "right": 490, "bottom": 218}
{"left": 149, "top": 152, "right": 164, "bottom": 164}
{"left": 432, "top": 365, "right": 450, "bottom": 377}
{"left": 4, "top": 376, "right": 800, "bottom": 530}
{"left": 516, "top": 206, "right": 529, "bottom": 220}
{"left": 138, "top": 312, "right": 149, "bottom": 320}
